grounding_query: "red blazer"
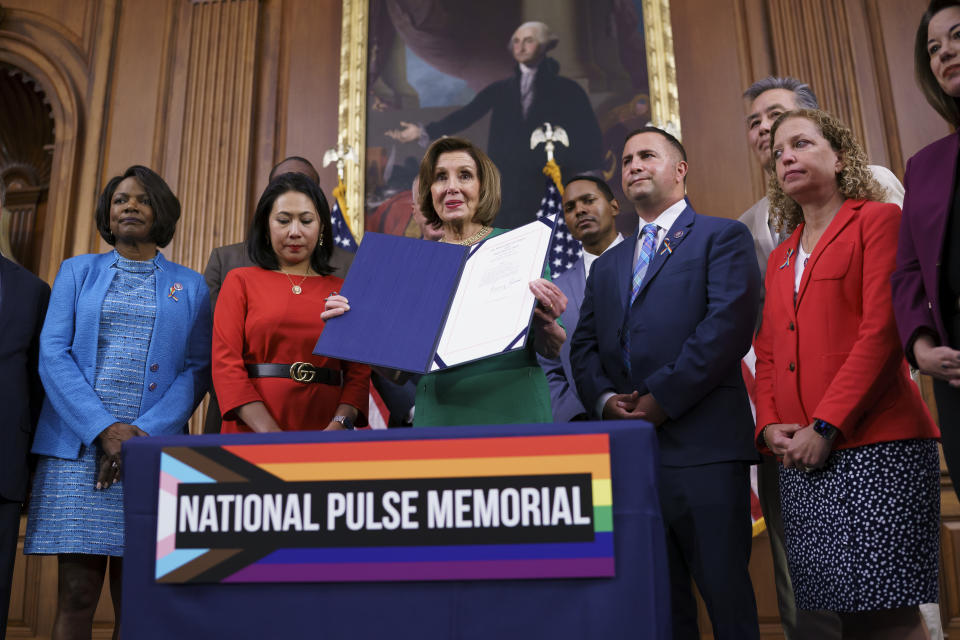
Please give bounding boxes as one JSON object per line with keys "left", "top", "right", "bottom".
{"left": 754, "top": 199, "right": 937, "bottom": 451}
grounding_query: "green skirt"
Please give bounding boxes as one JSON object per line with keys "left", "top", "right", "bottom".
{"left": 413, "top": 345, "right": 552, "bottom": 427}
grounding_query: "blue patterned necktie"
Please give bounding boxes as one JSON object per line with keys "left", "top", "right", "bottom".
{"left": 623, "top": 223, "right": 658, "bottom": 373}
{"left": 631, "top": 224, "right": 658, "bottom": 303}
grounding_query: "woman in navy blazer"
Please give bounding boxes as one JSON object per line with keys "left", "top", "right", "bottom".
{"left": 892, "top": 0, "right": 960, "bottom": 503}
{"left": 24, "top": 166, "right": 210, "bottom": 639}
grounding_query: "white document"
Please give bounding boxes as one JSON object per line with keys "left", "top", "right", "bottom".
{"left": 432, "top": 217, "right": 556, "bottom": 371}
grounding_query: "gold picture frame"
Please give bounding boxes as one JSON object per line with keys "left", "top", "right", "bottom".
{"left": 337, "top": 0, "right": 680, "bottom": 239}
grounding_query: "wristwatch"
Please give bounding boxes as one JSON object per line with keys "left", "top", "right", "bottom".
{"left": 333, "top": 415, "right": 355, "bottom": 430}
{"left": 812, "top": 419, "right": 838, "bottom": 442}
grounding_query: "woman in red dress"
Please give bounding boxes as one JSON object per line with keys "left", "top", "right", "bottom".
{"left": 213, "top": 172, "right": 370, "bottom": 432}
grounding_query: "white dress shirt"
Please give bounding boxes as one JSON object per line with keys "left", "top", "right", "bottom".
{"left": 795, "top": 242, "right": 810, "bottom": 293}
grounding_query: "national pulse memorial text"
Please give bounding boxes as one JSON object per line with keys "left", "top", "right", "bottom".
{"left": 174, "top": 475, "right": 596, "bottom": 549}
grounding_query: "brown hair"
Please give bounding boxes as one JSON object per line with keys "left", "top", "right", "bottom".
{"left": 767, "top": 109, "right": 886, "bottom": 234}
{"left": 916, "top": 0, "right": 960, "bottom": 128}
{"left": 417, "top": 137, "right": 501, "bottom": 229}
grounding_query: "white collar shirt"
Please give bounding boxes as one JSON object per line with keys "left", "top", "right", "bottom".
{"left": 633, "top": 197, "right": 687, "bottom": 267}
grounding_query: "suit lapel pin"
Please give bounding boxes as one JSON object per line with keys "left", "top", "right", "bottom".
{"left": 168, "top": 282, "right": 183, "bottom": 301}
{"left": 778, "top": 248, "right": 794, "bottom": 270}
{"left": 659, "top": 240, "right": 673, "bottom": 256}
{"left": 673, "top": 230, "right": 683, "bottom": 239}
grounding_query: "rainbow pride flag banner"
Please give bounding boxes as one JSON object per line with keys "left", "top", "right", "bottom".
{"left": 155, "top": 434, "right": 614, "bottom": 583}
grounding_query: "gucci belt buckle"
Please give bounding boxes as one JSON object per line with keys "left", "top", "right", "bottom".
{"left": 289, "top": 361, "right": 317, "bottom": 383}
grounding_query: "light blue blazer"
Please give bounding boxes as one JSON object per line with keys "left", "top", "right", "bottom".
{"left": 32, "top": 251, "right": 211, "bottom": 459}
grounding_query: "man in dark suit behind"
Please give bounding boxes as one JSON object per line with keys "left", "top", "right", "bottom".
{"left": 202, "top": 156, "right": 354, "bottom": 433}
{"left": 570, "top": 127, "right": 761, "bottom": 639}
{"left": 0, "top": 180, "right": 50, "bottom": 638}
{"left": 537, "top": 175, "right": 622, "bottom": 421}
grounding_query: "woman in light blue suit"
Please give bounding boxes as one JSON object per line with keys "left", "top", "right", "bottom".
{"left": 24, "top": 166, "right": 210, "bottom": 640}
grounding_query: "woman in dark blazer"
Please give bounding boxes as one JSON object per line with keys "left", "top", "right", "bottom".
{"left": 755, "top": 109, "right": 938, "bottom": 638}
{"left": 892, "top": 0, "right": 960, "bottom": 503}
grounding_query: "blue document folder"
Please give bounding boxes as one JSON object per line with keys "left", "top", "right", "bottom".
{"left": 314, "top": 218, "right": 556, "bottom": 373}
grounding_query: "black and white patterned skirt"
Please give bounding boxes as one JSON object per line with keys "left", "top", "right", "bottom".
{"left": 779, "top": 438, "right": 940, "bottom": 612}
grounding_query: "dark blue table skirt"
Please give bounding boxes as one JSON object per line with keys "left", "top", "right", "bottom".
{"left": 122, "top": 421, "right": 670, "bottom": 639}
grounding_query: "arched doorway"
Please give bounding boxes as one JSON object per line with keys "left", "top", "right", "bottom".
{"left": 0, "top": 64, "right": 54, "bottom": 274}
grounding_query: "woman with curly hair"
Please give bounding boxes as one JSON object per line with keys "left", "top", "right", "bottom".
{"left": 892, "top": 0, "right": 960, "bottom": 505}
{"left": 753, "top": 109, "right": 939, "bottom": 639}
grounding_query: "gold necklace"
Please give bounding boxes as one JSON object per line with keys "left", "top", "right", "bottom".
{"left": 456, "top": 225, "right": 492, "bottom": 246}
{"left": 281, "top": 270, "right": 310, "bottom": 295}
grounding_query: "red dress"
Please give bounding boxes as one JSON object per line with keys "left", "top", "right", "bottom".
{"left": 213, "top": 266, "right": 370, "bottom": 433}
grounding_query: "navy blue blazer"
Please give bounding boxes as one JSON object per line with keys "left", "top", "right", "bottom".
{"left": 537, "top": 256, "right": 588, "bottom": 421}
{"left": 0, "top": 256, "right": 50, "bottom": 501}
{"left": 32, "top": 251, "right": 211, "bottom": 459}
{"left": 570, "top": 205, "right": 760, "bottom": 466}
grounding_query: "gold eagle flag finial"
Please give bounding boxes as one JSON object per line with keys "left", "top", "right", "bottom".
{"left": 530, "top": 122, "right": 569, "bottom": 165}
{"left": 322, "top": 139, "right": 359, "bottom": 233}
{"left": 321, "top": 140, "right": 358, "bottom": 183}
{"left": 531, "top": 122, "right": 569, "bottom": 194}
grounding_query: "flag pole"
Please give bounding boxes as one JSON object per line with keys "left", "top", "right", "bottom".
{"left": 530, "top": 122, "right": 581, "bottom": 279}
{"left": 323, "top": 140, "right": 359, "bottom": 238}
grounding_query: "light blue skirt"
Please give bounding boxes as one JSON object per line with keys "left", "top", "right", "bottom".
{"left": 24, "top": 445, "right": 125, "bottom": 556}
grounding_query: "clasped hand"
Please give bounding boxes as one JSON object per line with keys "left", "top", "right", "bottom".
{"left": 913, "top": 335, "right": 960, "bottom": 387}
{"left": 602, "top": 391, "right": 667, "bottom": 426}
{"left": 96, "top": 422, "right": 148, "bottom": 490}
{"left": 764, "top": 422, "right": 832, "bottom": 471}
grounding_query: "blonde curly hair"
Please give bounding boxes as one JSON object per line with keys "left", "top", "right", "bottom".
{"left": 767, "top": 109, "right": 886, "bottom": 234}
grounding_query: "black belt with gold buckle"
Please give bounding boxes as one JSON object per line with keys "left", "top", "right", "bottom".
{"left": 246, "top": 362, "right": 342, "bottom": 385}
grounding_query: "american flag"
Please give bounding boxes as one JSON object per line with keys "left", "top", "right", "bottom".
{"left": 365, "top": 383, "right": 389, "bottom": 430}
{"left": 535, "top": 176, "right": 582, "bottom": 279}
{"left": 741, "top": 346, "right": 766, "bottom": 537}
{"left": 331, "top": 196, "right": 358, "bottom": 253}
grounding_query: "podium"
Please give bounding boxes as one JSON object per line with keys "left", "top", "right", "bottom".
{"left": 122, "top": 421, "right": 671, "bottom": 639}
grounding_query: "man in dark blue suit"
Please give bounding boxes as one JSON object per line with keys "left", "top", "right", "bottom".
{"left": 0, "top": 181, "right": 50, "bottom": 639}
{"left": 537, "top": 175, "right": 622, "bottom": 421}
{"left": 570, "top": 127, "right": 761, "bottom": 639}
